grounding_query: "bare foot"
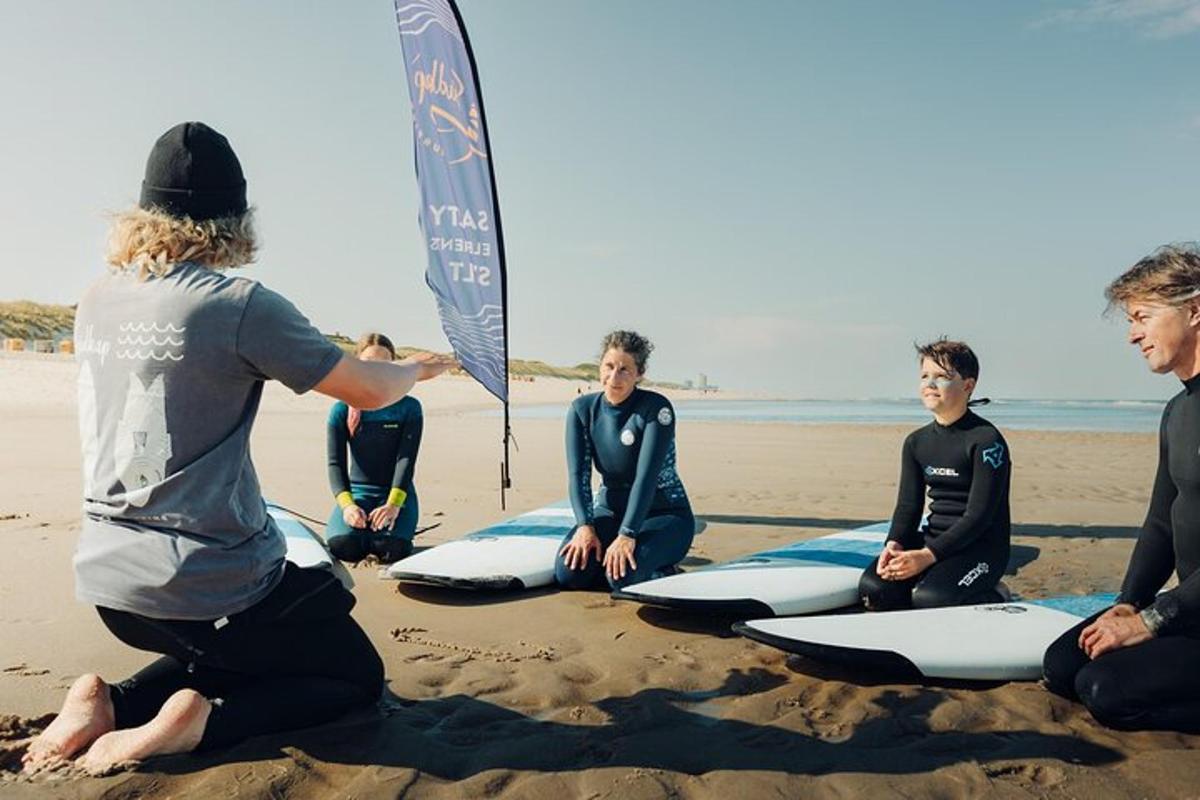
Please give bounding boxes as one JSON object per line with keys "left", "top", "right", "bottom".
{"left": 78, "top": 689, "right": 210, "bottom": 775}
{"left": 21, "top": 673, "right": 115, "bottom": 771}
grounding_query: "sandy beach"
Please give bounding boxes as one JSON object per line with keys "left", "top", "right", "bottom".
{"left": 2, "top": 352, "right": 1197, "bottom": 799}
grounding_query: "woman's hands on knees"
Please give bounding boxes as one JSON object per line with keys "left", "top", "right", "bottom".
{"left": 342, "top": 504, "right": 368, "bottom": 529}
{"left": 368, "top": 504, "right": 400, "bottom": 531}
{"left": 603, "top": 534, "right": 638, "bottom": 583}
{"left": 560, "top": 525, "right": 602, "bottom": 570}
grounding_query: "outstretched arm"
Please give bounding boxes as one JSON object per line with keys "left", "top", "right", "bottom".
{"left": 314, "top": 353, "right": 454, "bottom": 411}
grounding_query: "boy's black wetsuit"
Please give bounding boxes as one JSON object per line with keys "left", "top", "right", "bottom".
{"left": 859, "top": 410, "right": 1011, "bottom": 610}
{"left": 555, "top": 388, "right": 694, "bottom": 590}
{"left": 1044, "top": 375, "right": 1200, "bottom": 732}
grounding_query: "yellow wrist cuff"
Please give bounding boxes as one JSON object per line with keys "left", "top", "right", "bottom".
{"left": 335, "top": 491, "right": 354, "bottom": 509}
{"left": 387, "top": 488, "right": 408, "bottom": 508}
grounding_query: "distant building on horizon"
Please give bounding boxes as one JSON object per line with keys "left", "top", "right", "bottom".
{"left": 694, "top": 372, "right": 720, "bottom": 393}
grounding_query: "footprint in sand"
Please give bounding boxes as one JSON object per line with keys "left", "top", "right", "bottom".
{"left": 642, "top": 645, "right": 700, "bottom": 671}
{"left": 0, "top": 714, "right": 56, "bottom": 743}
{"left": 464, "top": 676, "right": 517, "bottom": 697}
{"left": 416, "top": 670, "right": 456, "bottom": 689}
{"left": 2, "top": 665, "right": 51, "bottom": 678}
{"left": 389, "top": 628, "right": 559, "bottom": 664}
{"left": 557, "top": 663, "right": 600, "bottom": 686}
{"left": 985, "top": 763, "right": 1066, "bottom": 788}
{"left": 774, "top": 681, "right": 868, "bottom": 733}
{"left": 0, "top": 713, "right": 57, "bottom": 776}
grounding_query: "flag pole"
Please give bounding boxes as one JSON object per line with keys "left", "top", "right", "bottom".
{"left": 501, "top": 404, "right": 512, "bottom": 509}
{"left": 443, "top": 0, "right": 513, "bottom": 508}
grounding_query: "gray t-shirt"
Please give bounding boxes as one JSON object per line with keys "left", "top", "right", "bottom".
{"left": 73, "top": 262, "right": 343, "bottom": 620}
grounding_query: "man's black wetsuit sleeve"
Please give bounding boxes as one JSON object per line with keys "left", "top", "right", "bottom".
{"left": 389, "top": 406, "right": 424, "bottom": 495}
{"left": 565, "top": 404, "right": 594, "bottom": 526}
{"left": 1121, "top": 407, "right": 1182, "bottom": 628}
{"left": 888, "top": 435, "right": 925, "bottom": 546}
{"left": 926, "top": 434, "right": 1010, "bottom": 560}
{"left": 618, "top": 408, "right": 674, "bottom": 538}
{"left": 326, "top": 405, "right": 351, "bottom": 497}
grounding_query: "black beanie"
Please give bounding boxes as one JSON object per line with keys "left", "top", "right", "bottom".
{"left": 139, "top": 122, "right": 247, "bottom": 220}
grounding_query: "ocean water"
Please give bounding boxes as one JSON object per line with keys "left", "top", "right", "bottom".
{"left": 502, "top": 398, "right": 1166, "bottom": 433}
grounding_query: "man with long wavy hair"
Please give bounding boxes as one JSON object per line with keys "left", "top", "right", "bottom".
{"left": 1043, "top": 243, "right": 1200, "bottom": 733}
{"left": 24, "top": 122, "right": 454, "bottom": 773}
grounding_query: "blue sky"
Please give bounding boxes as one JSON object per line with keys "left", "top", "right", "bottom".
{"left": 2, "top": 1, "right": 1197, "bottom": 399}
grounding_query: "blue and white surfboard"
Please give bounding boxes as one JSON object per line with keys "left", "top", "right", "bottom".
{"left": 613, "top": 523, "right": 890, "bottom": 616}
{"left": 266, "top": 503, "right": 354, "bottom": 589}
{"left": 385, "top": 501, "right": 578, "bottom": 590}
{"left": 268, "top": 504, "right": 335, "bottom": 570}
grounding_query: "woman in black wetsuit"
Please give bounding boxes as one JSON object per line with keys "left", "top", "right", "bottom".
{"left": 1044, "top": 244, "right": 1200, "bottom": 733}
{"left": 858, "top": 338, "right": 1011, "bottom": 611}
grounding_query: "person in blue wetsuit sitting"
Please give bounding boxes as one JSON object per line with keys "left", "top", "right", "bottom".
{"left": 326, "top": 333, "right": 424, "bottom": 564}
{"left": 556, "top": 330, "right": 695, "bottom": 591}
{"left": 858, "top": 338, "right": 1012, "bottom": 611}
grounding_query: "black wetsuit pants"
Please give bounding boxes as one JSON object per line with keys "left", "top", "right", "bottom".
{"left": 1043, "top": 609, "right": 1200, "bottom": 733}
{"left": 97, "top": 563, "right": 384, "bottom": 750}
{"left": 326, "top": 487, "right": 419, "bottom": 564}
{"left": 858, "top": 537, "right": 1008, "bottom": 611}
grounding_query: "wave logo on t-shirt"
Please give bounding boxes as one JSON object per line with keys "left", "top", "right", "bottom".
{"left": 981, "top": 442, "right": 1005, "bottom": 469}
{"left": 116, "top": 322, "right": 185, "bottom": 362}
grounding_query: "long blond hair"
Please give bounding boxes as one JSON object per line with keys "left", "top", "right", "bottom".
{"left": 105, "top": 205, "right": 257, "bottom": 278}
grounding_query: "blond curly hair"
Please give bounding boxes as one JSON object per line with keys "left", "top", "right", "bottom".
{"left": 105, "top": 206, "right": 257, "bottom": 277}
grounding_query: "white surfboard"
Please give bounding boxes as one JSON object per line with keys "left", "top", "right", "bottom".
{"left": 612, "top": 523, "right": 890, "bottom": 616}
{"left": 734, "top": 593, "right": 1117, "bottom": 681}
{"left": 267, "top": 503, "right": 354, "bottom": 589}
{"left": 385, "top": 502, "right": 577, "bottom": 590}
{"left": 268, "top": 505, "right": 333, "bottom": 568}
{"left": 386, "top": 501, "right": 708, "bottom": 590}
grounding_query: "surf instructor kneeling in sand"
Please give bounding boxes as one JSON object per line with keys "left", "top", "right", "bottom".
{"left": 1043, "top": 244, "right": 1200, "bottom": 733}
{"left": 23, "top": 122, "right": 454, "bottom": 773}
